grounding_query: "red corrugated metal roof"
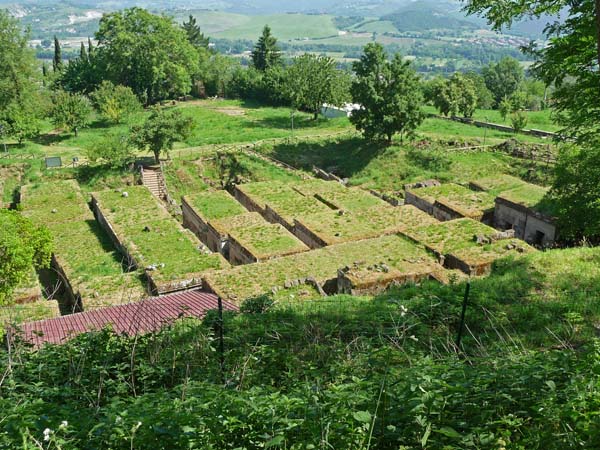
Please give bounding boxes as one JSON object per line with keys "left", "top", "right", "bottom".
{"left": 15, "top": 291, "right": 237, "bottom": 347}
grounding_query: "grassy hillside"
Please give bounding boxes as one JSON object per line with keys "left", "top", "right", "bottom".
{"left": 383, "top": 7, "right": 478, "bottom": 33}
{"left": 3, "top": 245, "right": 600, "bottom": 448}
{"left": 206, "top": 13, "right": 339, "bottom": 41}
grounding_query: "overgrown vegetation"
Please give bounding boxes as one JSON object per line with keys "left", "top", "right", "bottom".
{"left": 4, "top": 245, "right": 600, "bottom": 447}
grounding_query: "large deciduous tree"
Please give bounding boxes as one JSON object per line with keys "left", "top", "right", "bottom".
{"left": 251, "top": 25, "right": 281, "bottom": 72}
{"left": 464, "top": 0, "right": 600, "bottom": 141}
{"left": 350, "top": 43, "right": 424, "bottom": 145}
{"left": 431, "top": 73, "right": 478, "bottom": 118}
{"left": 551, "top": 140, "right": 600, "bottom": 243}
{"left": 0, "top": 11, "right": 43, "bottom": 144}
{"left": 130, "top": 107, "right": 194, "bottom": 163}
{"left": 0, "top": 210, "right": 52, "bottom": 306}
{"left": 285, "top": 54, "right": 350, "bottom": 119}
{"left": 93, "top": 8, "right": 199, "bottom": 104}
{"left": 482, "top": 57, "right": 524, "bottom": 107}
{"left": 465, "top": 0, "right": 600, "bottom": 242}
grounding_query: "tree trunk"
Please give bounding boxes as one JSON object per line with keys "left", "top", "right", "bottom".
{"left": 154, "top": 150, "right": 160, "bottom": 164}
{"left": 313, "top": 111, "right": 319, "bottom": 120}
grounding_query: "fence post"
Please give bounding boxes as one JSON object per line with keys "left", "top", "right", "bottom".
{"left": 455, "top": 281, "right": 471, "bottom": 350}
{"left": 217, "top": 296, "right": 225, "bottom": 385}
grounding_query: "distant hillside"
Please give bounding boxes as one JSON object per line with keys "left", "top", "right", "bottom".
{"left": 382, "top": 2, "right": 479, "bottom": 33}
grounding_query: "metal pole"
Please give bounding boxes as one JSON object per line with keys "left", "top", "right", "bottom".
{"left": 483, "top": 117, "right": 488, "bottom": 146}
{"left": 217, "top": 296, "right": 225, "bottom": 385}
{"left": 456, "top": 281, "right": 471, "bottom": 350}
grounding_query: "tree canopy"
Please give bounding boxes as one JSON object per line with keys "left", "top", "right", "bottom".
{"left": 93, "top": 8, "right": 200, "bottom": 104}
{"left": 91, "top": 81, "right": 141, "bottom": 124}
{"left": 0, "top": 210, "right": 52, "bottom": 305}
{"left": 182, "top": 15, "right": 210, "bottom": 50}
{"left": 430, "top": 73, "right": 478, "bottom": 118}
{"left": 251, "top": 25, "right": 281, "bottom": 72}
{"left": 465, "top": 0, "right": 600, "bottom": 141}
{"left": 130, "top": 107, "right": 194, "bottom": 163}
{"left": 0, "top": 11, "right": 37, "bottom": 111}
{"left": 50, "top": 91, "right": 92, "bottom": 136}
{"left": 482, "top": 57, "right": 524, "bottom": 107}
{"left": 284, "top": 54, "right": 350, "bottom": 119}
{"left": 350, "top": 43, "right": 424, "bottom": 144}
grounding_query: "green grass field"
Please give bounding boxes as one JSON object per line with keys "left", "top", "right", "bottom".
{"left": 423, "top": 105, "right": 560, "bottom": 132}
{"left": 205, "top": 14, "right": 339, "bottom": 41}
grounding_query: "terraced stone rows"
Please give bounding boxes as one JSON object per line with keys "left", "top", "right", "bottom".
{"left": 183, "top": 191, "right": 309, "bottom": 265}
{"left": 20, "top": 180, "right": 146, "bottom": 311}
{"left": 92, "top": 186, "right": 229, "bottom": 294}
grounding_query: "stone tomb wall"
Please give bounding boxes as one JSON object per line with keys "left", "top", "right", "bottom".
{"left": 432, "top": 200, "right": 494, "bottom": 224}
{"left": 494, "top": 197, "right": 556, "bottom": 246}
{"left": 404, "top": 190, "right": 435, "bottom": 215}
{"left": 91, "top": 195, "right": 138, "bottom": 271}
{"left": 405, "top": 189, "right": 494, "bottom": 224}
{"left": 293, "top": 219, "right": 329, "bottom": 249}
{"left": 181, "top": 196, "right": 229, "bottom": 254}
{"left": 181, "top": 196, "right": 211, "bottom": 248}
{"left": 92, "top": 194, "right": 206, "bottom": 296}
{"left": 233, "top": 186, "right": 265, "bottom": 215}
{"left": 337, "top": 267, "right": 436, "bottom": 296}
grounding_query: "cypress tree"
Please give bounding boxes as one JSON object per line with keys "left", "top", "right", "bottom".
{"left": 88, "top": 37, "right": 93, "bottom": 54}
{"left": 80, "top": 42, "right": 88, "bottom": 62}
{"left": 53, "top": 36, "right": 62, "bottom": 72}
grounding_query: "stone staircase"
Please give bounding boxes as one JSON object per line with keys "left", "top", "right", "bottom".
{"left": 141, "top": 166, "right": 168, "bottom": 200}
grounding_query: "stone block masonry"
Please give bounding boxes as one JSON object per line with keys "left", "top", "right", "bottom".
{"left": 92, "top": 187, "right": 229, "bottom": 295}
{"left": 495, "top": 197, "right": 557, "bottom": 246}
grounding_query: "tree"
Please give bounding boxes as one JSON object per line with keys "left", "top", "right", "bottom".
{"left": 551, "top": 140, "right": 600, "bottom": 243}
{"left": 216, "top": 152, "right": 250, "bottom": 190}
{"left": 285, "top": 54, "right": 350, "bottom": 119}
{"left": 93, "top": 8, "right": 199, "bottom": 104}
{"left": 0, "top": 100, "right": 41, "bottom": 144}
{"left": 431, "top": 73, "right": 478, "bottom": 118}
{"left": 510, "top": 110, "right": 528, "bottom": 133}
{"left": 91, "top": 81, "right": 141, "bottom": 123}
{"left": 464, "top": 0, "right": 600, "bottom": 141}
{"left": 499, "top": 96, "right": 512, "bottom": 121}
{"left": 251, "top": 25, "right": 281, "bottom": 72}
{"left": 49, "top": 91, "right": 92, "bottom": 136}
{"left": 482, "top": 57, "right": 524, "bottom": 107}
{"left": 53, "top": 36, "right": 62, "bottom": 73}
{"left": 182, "top": 15, "right": 210, "bottom": 49}
{"left": 0, "top": 210, "right": 52, "bottom": 305}
{"left": 196, "top": 53, "right": 237, "bottom": 97}
{"left": 464, "top": 71, "right": 494, "bottom": 109}
{"left": 0, "top": 11, "right": 37, "bottom": 110}
{"left": 130, "top": 107, "right": 194, "bottom": 163}
{"left": 79, "top": 41, "right": 88, "bottom": 62}
{"left": 86, "top": 132, "right": 136, "bottom": 168}
{"left": 350, "top": 43, "right": 424, "bottom": 144}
